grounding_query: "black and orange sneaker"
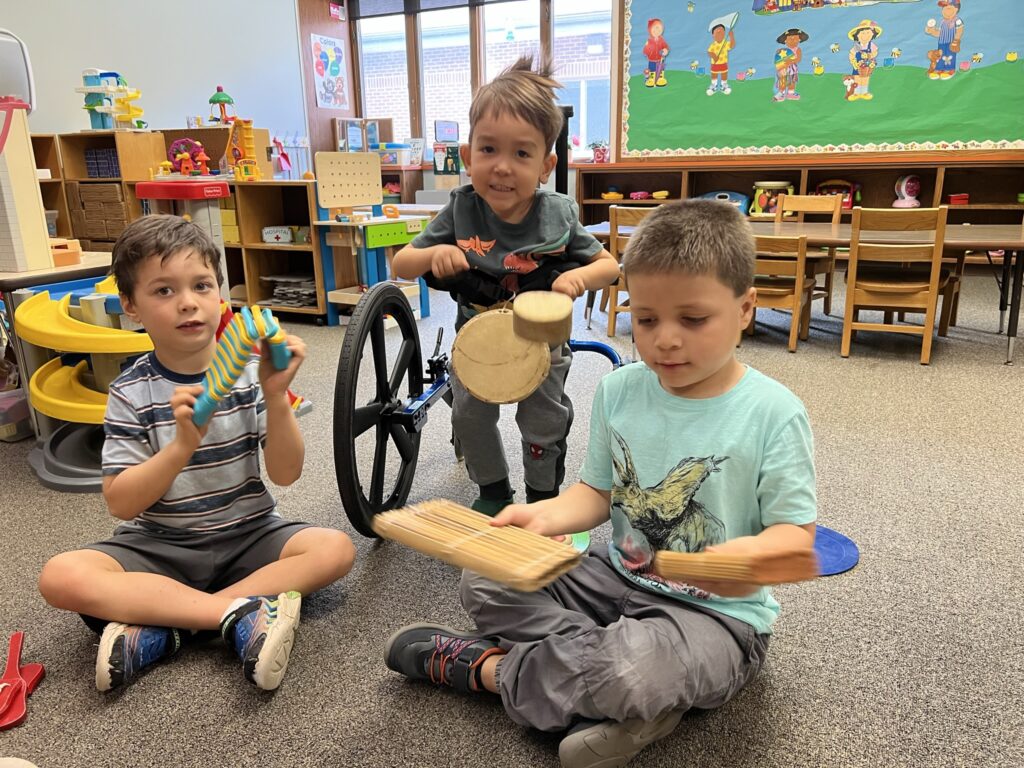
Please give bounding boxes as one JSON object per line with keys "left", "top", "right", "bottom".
{"left": 384, "top": 623, "right": 502, "bottom": 693}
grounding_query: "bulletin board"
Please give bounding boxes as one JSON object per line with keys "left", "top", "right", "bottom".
{"left": 618, "top": 0, "right": 1024, "bottom": 158}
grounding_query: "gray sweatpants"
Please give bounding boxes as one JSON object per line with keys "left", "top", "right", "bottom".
{"left": 451, "top": 343, "right": 573, "bottom": 492}
{"left": 460, "top": 550, "right": 769, "bottom": 732}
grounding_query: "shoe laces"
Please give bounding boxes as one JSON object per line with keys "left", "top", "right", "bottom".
{"left": 427, "top": 634, "right": 478, "bottom": 686}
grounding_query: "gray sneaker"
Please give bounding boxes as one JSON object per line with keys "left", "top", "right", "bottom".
{"left": 558, "top": 709, "right": 684, "bottom": 768}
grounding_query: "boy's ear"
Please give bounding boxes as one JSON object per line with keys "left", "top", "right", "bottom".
{"left": 738, "top": 287, "right": 756, "bottom": 326}
{"left": 458, "top": 143, "right": 471, "bottom": 176}
{"left": 539, "top": 152, "right": 557, "bottom": 184}
{"left": 119, "top": 293, "right": 139, "bottom": 323}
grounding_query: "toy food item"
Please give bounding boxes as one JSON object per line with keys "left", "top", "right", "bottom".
{"left": 601, "top": 191, "right": 624, "bottom": 200}
{"left": 651, "top": 190, "right": 670, "bottom": 199}
{"left": 629, "top": 191, "right": 651, "bottom": 200}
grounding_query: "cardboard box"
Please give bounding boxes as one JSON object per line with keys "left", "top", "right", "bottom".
{"left": 78, "top": 183, "right": 124, "bottom": 203}
{"left": 220, "top": 208, "right": 237, "bottom": 226}
{"left": 222, "top": 224, "right": 240, "bottom": 244}
{"left": 102, "top": 201, "right": 129, "bottom": 220}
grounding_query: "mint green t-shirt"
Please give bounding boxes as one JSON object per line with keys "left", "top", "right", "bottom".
{"left": 580, "top": 364, "right": 816, "bottom": 634}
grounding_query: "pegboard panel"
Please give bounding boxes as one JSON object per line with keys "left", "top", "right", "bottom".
{"left": 314, "top": 151, "right": 383, "bottom": 208}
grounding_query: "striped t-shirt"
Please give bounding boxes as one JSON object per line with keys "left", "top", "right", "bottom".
{"left": 102, "top": 352, "right": 276, "bottom": 532}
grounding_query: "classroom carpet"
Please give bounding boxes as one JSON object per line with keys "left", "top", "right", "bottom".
{"left": 1, "top": 273, "right": 1021, "bottom": 768}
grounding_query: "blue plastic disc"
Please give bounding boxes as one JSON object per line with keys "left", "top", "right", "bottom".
{"left": 814, "top": 525, "right": 859, "bottom": 577}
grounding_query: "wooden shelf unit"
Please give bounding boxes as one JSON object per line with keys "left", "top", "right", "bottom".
{"left": 234, "top": 181, "right": 331, "bottom": 318}
{"left": 576, "top": 158, "right": 1024, "bottom": 261}
{"left": 380, "top": 165, "right": 425, "bottom": 204}
{"left": 30, "top": 134, "right": 72, "bottom": 238}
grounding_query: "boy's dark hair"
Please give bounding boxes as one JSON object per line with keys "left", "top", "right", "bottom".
{"left": 623, "top": 199, "right": 755, "bottom": 296}
{"left": 712, "top": 24, "right": 725, "bottom": 33}
{"left": 111, "top": 214, "right": 224, "bottom": 299}
{"left": 469, "top": 55, "right": 564, "bottom": 153}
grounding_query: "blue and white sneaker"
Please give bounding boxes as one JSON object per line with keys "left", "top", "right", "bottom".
{"left": 96, "top": 623, "right": 182, "bottom": 692}
{"left": 220, "top": 591, "right": 302, "bottom": 691}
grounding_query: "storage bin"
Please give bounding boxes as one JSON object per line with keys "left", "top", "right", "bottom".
{"left": 0, "top": 388, "right": 32, "bottom": 443}
{"left": 45, "top": 210, "right": 58, "bottom": 236}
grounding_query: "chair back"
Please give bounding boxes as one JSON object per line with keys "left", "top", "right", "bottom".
{"left": 609, "top": 205, "right": 654, "bottom": 262}
{"left": 848, "top": 206, "right": 948, "bottom": 277}
{"left": 754, "top": 234, "right": 809, "bottom": 279}
{"left": 775, "top": 193, "right": 842, "bottom": 225}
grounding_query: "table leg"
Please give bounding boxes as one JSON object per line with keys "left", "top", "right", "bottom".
{"left": 1006, "top": 250, "right": 1023, "bottom": 365}
{"left": 997, "top": 249, "right": 1012, "bottom": 334}
{"left": 584, "top": 289, "right": 597, "bottom": 330}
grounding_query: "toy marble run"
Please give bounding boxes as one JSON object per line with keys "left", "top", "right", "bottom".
{"left": 75, "top": 69, "right": 144, "bottom": 130}
{"left": 193, "top": 305, "right": 291, "bottom": 426}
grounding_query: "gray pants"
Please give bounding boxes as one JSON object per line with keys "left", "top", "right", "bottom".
{"left": 460, "top": 551, "right": 769, "bottom": 732}
{"left": 451, "top": 343, "right": 573, "bottom": 492}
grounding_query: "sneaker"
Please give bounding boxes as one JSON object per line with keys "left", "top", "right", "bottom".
{"left": 706, "top": 87, "right": 716, "bottom": 96}
{"left": 787, "top": 91, "right": 801, "bottom": 100}
{"left": 722, "top": 85, "right": 732, "bottom": 95}
{"left": 220, "top": 591, "right": 302, "bottom": 691}
{"left": 644, "top": 74, "right": 656, "bottom": 87}
{"left": 929, "top": 71, "right": 941, "bottom": 80}
{"left": 655, "top": 74, "right": 667, "bottom": 87}
{"left": 384, "top": 623, "right": 503, "bottom": 693}
{"left": 558, "top": 709, "right": 685, "bottom": 768}
{"left": 773, "top": 92, "right": 786, "bottom": 102}
{"left": 471, "top": 495, "right": 514, "bottom": 517}
{"left": 96, "top": 623, "right": 182, "bottom": 692}
{"left": 862, "top": 92, "right": 874, "bottom": 100}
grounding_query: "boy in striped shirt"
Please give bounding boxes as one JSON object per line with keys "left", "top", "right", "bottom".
{"left": 39, "top": 215, "right": 354, "bottom": 692}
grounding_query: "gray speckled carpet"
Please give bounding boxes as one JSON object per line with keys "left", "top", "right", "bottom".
{"left": 1, "top": 274, "right": 1021, "bottom": 768}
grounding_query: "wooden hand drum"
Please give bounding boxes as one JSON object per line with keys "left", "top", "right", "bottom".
{"left": 452, "top": 292, "right": 573, "bottom": 404}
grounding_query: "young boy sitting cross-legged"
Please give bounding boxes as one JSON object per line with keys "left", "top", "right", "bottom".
{"left": 38, "top": 214, "right": 355, "bottom": 692}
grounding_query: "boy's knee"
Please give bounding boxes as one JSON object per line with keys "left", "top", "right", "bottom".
{"left": 318, "top": 529, "right": 356, "bottom": 581}
{"left": 39, "top": 553, "right": 95, "bottom": 609}
{"left": 459, "top": 569, "right": 504, "bottom": 617}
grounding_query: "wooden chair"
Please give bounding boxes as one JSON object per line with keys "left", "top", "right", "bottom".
{"left": 775, "top": 193, "right": 843, "bottom": 315}
{"left": 605, "top": 205, "right": 655, "bottom": 337}
{"left": 746, "top": 235, "right": 815, "bottom": 352}
{"left": 841, "top": 206, "right": 953, "bottom": 365}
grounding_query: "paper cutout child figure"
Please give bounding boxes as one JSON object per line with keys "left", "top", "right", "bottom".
{"left": 774, "top": 28, "right": 807, "bottom": 102}
{"left": 925, "top": 0, "right": 965, "bottom": 80}
{"left": 643, "top": 18, "right": 670, "bottom": 88}
{"left": 847, "top": 19, "right": 881, "bottom": 101}
{"left": 707, "top": 21, "right": 736, "bottom": 95}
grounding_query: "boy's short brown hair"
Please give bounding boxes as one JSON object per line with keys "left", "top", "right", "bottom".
{"left": 623, "top": 199, "right": 755, "bottom": 296}
{"left": 111, "top": 214, "right": 223, "bottom": 299}
{"left": 469, "top": 55, "right": 564, "bottom": 153}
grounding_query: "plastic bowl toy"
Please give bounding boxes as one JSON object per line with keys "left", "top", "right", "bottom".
{"left": 629, "top": 191, "right": 651, "bottom": 200}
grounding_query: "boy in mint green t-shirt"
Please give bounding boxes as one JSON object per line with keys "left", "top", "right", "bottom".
{"left": 385, "top": 199, "right": 817, "bottom": 768}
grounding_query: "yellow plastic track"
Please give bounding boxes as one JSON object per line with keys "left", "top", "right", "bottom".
{"left": 29, "top": 358, "right": 108, "bottom": 424}
{"left": 14, "top": 291, "right": 153, "bottom": 354}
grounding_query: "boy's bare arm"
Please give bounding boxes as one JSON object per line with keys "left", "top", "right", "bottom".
{"left": 262, "top": 393, "right": 304, "bottom": 485}
{"left": 259, "top": 335, "right": 306, "bottom": 486}
{"left": 393, "top": 244, "right": 469, "bottom": 280}
{"left": 552, "top": 248, "right": 621, "bottom": 299}
{"left": 103, "top": 385, "right": 207, "bottom": 520}
{"left": 491, "top": 482, "right": 611, "bottom": 537}
{"left": 690, "top": 521, "right": 816, "bottom": 597}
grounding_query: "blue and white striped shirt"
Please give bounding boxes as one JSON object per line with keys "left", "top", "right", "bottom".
{"left": 102, "top": 352, "right": 275, "bottom": 532}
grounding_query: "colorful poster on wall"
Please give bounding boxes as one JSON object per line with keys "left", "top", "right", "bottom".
{"left": 311, "top": 34, "right": 350, "bottom": 110}
{"left": 620, "top": 0, "right": 1024, "bottom": 157}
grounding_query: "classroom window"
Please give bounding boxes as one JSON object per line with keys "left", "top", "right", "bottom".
{"left": 420, "top": 7, "right": 472, "bottom": 145}
{"left": 553, "top": 0, "right": 612, "bottom": 151}
{"left": 483, "top": 0, "right": 541, "bottom": 83}
{"left": 358, "top": 15, "right": 412, "bottom": 143}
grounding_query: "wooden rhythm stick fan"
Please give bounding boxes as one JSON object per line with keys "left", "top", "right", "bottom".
{"left": 372, "top": 499, "right": 583, "bottom": 591}
{"left": 652, "top": 548, "right": 819, "bottom": 586}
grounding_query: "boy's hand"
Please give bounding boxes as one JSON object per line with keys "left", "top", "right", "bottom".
{"left": 170, "top": 385, "right": 210, "bottom": 454}
{"left": 688, "top": 535, "right": 762, "bottom": 598}
{"left": 259, "top": 334, "right": 306, "bottom": 398}
{"left": 430, "top": 245, "right": 471, "bottom": 279}
{"left": 551, "top": 271, "right": 588, "bottom": 299}
{"left": 491, "top": 503, "right": 555, "bottom": 538}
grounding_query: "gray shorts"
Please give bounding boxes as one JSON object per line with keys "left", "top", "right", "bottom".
{"left": 85, "top": 514, "right": 311, "bottom": 593}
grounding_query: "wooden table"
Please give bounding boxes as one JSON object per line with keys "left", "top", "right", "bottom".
{"left": 586, "top": 221, "right": 1024, "bottom": 363}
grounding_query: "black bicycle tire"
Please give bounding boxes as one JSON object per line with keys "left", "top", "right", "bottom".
{"left": 333, "top": 283, "right": 423, "bottom": 537}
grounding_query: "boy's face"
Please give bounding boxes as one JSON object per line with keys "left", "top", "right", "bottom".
{"left": 650, "top": 22, "right": 663, "bottom": 37}
{"left": 628, "top": 270, "right": 754, "bottom": 399}
{"left": 713, "top": 26, "right": 725, "bottom": 42}
{"left": 460, "top": 110, "right": 557, "bottom": 225}
{"left": 120, "top": 249, "right": 221, "bottom": 365}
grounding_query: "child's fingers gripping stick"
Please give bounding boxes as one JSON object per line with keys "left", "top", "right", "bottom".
{"left": 256, "top": 308, "right": 293, "bottom": 371}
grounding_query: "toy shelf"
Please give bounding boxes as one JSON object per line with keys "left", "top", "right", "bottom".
{"left": 57, "top": 130, "right": 166, "bottom": 181}
{"left": 31, "top": 135, "right": 72, "bottom": 238}
{"left": 380, "top": 166, "right": 424, "bottom": 204}
{"left": 576, "top": 158, "right": 1024, "bottom": 262}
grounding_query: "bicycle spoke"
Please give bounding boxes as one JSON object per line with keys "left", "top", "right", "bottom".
{"left": 352, "top": 403, "right": 383, "bottom": 438}
{"left": 389, "top": 337, "right": 415, "bottom": 397}
{"left": 369, "top": 424, "right": 388, "bottom": 508}
{"left": 390, "top": 422, "right": 416, "bottom": 464}
{"left": 369, "top": 315, "right": 389, "bottom": 401}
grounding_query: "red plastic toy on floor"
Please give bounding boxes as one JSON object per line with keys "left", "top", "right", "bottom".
{"left": 0, "top": 632, "right": 45, "bottom": 730}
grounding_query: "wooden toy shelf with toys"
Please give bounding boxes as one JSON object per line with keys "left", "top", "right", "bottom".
{"left": 30, "top": 134, "right": 72, "bottom": 239}
{"left": 575, "top": 154, "right": 1024, "bottom": 264}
